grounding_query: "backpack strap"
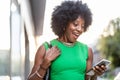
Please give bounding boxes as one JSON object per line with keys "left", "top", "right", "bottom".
{"left": 43, "top": 41, "right": 51, "bottom": 80}
{"left": 43, "top": 42, "right": 52, "bottom": 50}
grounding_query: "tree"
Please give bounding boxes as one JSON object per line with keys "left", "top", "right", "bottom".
{"left": 97, "top": 18, "right": 120, "bottom": 68}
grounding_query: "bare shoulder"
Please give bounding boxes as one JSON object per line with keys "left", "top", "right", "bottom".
{"left": 88, "top": 47, "right": 93, "bottom": 58}
{"left": 36, "top": 44, "right": 46, "bottom": 56}
{"left": 28, "top": 44, "right": 46, "bottom": 75}
{"left": 34, "top": 44, "right": 46, "bottom": 65}
{"left": 86, "top": 47, "right": 94, "bottom": 72}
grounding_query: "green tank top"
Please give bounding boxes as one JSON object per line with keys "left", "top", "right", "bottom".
{"left": 43, "top": 39, "right": 88, "bottom": 80}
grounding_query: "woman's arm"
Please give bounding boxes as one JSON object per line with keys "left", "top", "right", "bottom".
{"left": 85, "top": 47, "right": 94, "bottom": 80}
{"left": 27, "top": 45, "right": 47, "bottom": 80}
{"left": 27, "top": 44, "right": 61, "bottom": 80}
{"left": 85, "top": 48, "right": 106, "bottom": 80}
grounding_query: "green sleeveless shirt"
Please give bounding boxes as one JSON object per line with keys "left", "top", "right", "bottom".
{"left": 44, "top": 39, "right": 88, "bottom": 80}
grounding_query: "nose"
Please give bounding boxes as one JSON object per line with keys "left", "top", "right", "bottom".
{"left": 76, "top": 26, "right": 84, "bottom": 32}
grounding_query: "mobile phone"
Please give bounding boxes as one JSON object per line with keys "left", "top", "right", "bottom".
{"left": 86, "top": 59, "right": 111, "bottom": 76}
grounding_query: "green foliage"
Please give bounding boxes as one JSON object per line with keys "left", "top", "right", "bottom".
{"left": 97, "top": 18, "right": 120, "bottom": 68}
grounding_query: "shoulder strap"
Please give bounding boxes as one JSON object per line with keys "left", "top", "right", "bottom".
{"left": 43, "top": 42, "right": 52, "bottom": 50}
{"left": 43, "top": 42, "right": 51, "bottom": 80}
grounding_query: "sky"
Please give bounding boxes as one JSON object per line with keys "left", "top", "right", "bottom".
{"left": 42, "top": 0, "right": 120, "bottom": 46}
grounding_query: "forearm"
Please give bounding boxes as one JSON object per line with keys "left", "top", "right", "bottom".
{"left": 28, "top": 60, "right": 51, "bottom": 80}
{"left": 90, "top": 75, "right": 97, "bottom": 80}
{"left": 28, "top": 67, "right": 47, "bottom": 80}
{"left": 85, "top": 75, "right": 97, "bottom": 80}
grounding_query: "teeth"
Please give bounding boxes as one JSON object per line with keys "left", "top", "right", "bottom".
{"left": 72, "top": 32, "right": 80, "bottom": 37}
{"left": 74, "top": 33, "right": 79, "bottom": 36}
{"left": 73, "top": 33, "right": 79, "bottom": 37}
{"left": 76, "top": 34, "right": 79, "bottom": 36}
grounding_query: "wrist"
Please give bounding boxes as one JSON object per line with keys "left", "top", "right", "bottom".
{"left": 35, "top": 71, "right": 44, "bottom": 79}
{"left": 93, "top": 74, "right": 97, "bottom": 76}
{"left": 90, "top": 75, "right": 97, "bottom": 80}
{"left": 41, "top": 59, "right": 51, "bottom": 69}
{"left": 37, "top": 67, "right": 47, "bottom": 78}
{"left": 41, "top": 64, "right": 48, "bottom": 70}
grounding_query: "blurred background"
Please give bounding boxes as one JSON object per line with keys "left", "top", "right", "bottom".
{"left": 0, "top": 0, "right": 120, "bottom": 80}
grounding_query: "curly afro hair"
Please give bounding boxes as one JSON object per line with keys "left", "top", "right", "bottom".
{"left": 51, "top": 1, "right": 92, "bottom": 37}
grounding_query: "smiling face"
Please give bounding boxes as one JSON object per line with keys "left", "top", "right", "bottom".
{"left": 60, "top": 17, "right": 85, "bottom": 43}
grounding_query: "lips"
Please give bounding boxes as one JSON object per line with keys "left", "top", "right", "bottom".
{"left": 72, "top": 32, "right": 80, "bottom": 39}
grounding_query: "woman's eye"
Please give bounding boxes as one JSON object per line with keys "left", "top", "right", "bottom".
{"left": 81, "top": 25, "right": 84, "bottom": 28}
{"left": 73, "top": 22, "right": 78, "bottom": 26}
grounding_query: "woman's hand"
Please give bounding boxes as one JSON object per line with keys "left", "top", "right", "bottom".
{"left": 93, "top": 65, "right": 106, "bottom": 76}
{"left": 40, "top": 46, "right": 61, "bottom": 69}
{"left": 45, "top": 46, "right": 61, "bottom": 61}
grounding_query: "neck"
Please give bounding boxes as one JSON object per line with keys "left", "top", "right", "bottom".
{"left": 58, "top": 36, "right": 73, "bottom": 43}
{"left": 57, "top": 38, "right": 75, "bottom": 47}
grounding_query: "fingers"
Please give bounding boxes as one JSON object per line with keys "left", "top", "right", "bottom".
{"left": 46, "top": 46, "right": 60, "bottom": 56}
{"left": 45, "top": 46, "right": 61, "bottom": 62}
{"left": 93, "top": 65, "right": 106, "bottom": 76}
{"left": 48, "top": 46, "right": 60, "bottom": 58}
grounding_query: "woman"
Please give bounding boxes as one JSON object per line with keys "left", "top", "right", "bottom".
{"left": 28, "top": 1, "right": 106, "bottom": 80}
